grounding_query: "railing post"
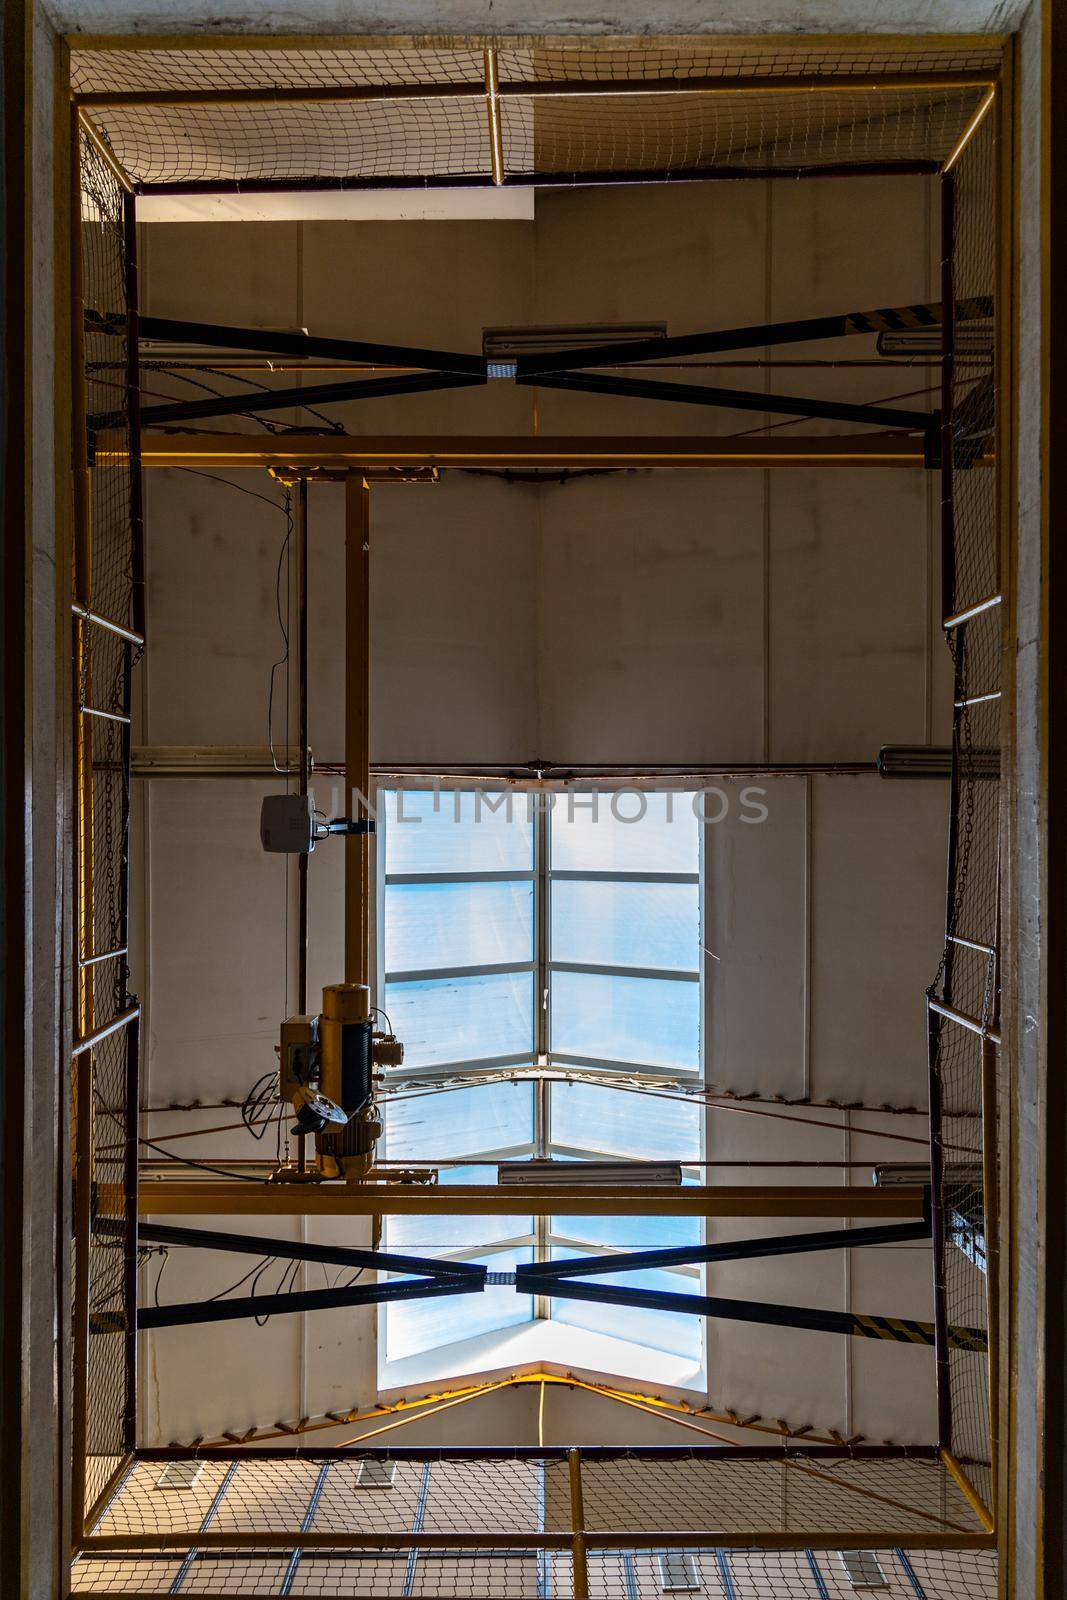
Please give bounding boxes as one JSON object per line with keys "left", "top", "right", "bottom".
{"left": 568, "top": 1447, "right": 589, "bottom": 1599}
{"left": 927, "top": 1002, "right": 953, "bottom": 1451}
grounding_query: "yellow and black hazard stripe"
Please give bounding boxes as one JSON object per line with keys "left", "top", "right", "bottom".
{"left": 850, "top": 1312, "right": 987, "bottom": 1352}
{"left": 843, "top": 295, "right": 993, "bottom": 336}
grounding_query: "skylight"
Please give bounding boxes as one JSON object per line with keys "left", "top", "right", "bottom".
{"left": 379, "top": 787, "right": 703, "bottom": 1377}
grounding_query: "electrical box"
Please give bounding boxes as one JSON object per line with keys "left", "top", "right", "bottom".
{"left": 260, "top": 793, "right": 315, "bottom": 854}
{"left": 279, "top": 1014, "right": 318, "bottom": 1100}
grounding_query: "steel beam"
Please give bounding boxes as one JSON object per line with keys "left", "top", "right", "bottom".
{"left": 517, "top": 1276, "right": 986, "bottom": 1351}
{"left": 137, "top": 1181, "right": 927, "bottom": 1218}
{"left": 136, "top": 1274, "right": 480, "bottom": 1332}
{"left": 519, "top": 369, "right": 937, "bottom": 433}
{"left": 138, "top": 314, "right": 487, "bottom": 379}
{"left": 97, "top": 431, "right": 938, "bottom": 471}
{"left": 517, "top": 1219, "right": 932, "bottom": 1281}
{"left": 132, "top": 1220, "right": 486, "bottom": 1278}
{"left": 119, "top": 370, "right": 484, "bottom": 430}
{"left": 513, "top": 295, "right": 994, "bottom": 377}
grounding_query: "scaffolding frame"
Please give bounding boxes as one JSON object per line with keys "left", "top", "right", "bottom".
{"left": 65, "top": 36, "right": 1007, "bottom": 1591}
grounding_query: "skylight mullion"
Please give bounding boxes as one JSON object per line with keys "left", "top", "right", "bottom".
{"left": 549, "top": 869, "right": 698, "bottom": 885}
{"left": 385, "top": 869, "right": 536, "bottom": 886}
{"left": 385, "top": 1051, "right": 537, "bottom": 1080}
{"left": 549, "top": 959, "right": 699, "bottom": 983}
{"left": 385, "top": 959, "right": 536, "bottom": 985}
{"left": 545, "top": 1051, "right": 698, "bottom": 1079}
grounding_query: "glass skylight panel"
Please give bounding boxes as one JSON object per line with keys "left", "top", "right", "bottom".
{"left": 384, "top": 789, "right": 534, "bottom": 874}
{"left": 380, "top": 785, "right": 705, "bottom": 1373}
{"left": 549, "top": 791, "right": 698, "bottom": 874}
{"left": 385, "top": 970, "right": 535, "bottom": 1070}
{"left": 385, "top": 1083, "right": 534, "bottom": 1162}
{"left": 550, "top": 970, "right": 700, "bottom": 1071}
{"left": 550, "top": 1081, "right": 701, "bottom": 1161}
{"left": 549, "top": 1255, "right": 702, "bottom": 1360}
{"left": 551, "top": 879, "right": 699, "bottom": 973}
{"left": 550, "top": 1211, "right": 699, "bottom": 1252}
{"left": 388, "top": 1161, "right": 532, "bottom": 1252}
{"left": 385, "top": 880, "right": 534, "bottom": 974}
{"left": 385, "top": 1246, "right": 534, "bottom": 1363}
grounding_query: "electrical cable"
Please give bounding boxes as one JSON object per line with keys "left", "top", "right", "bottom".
{"left": 267, "top": 487, "right": 293, "bottom": 774}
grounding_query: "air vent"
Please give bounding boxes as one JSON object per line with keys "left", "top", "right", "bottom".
{"left": 154, "top": 1461, "right": 204, "bottom": 1490}
{"left": 840, "top": 1550, "right": 888, "bottom": 1588}
{"left": 657, "top": 1551, "right": 699, "bottom": 1591}
{"left": 356, "top": 1458, "right": 397, "bottom": 1489}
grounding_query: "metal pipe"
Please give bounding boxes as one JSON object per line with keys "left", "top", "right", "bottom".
{"left": 74, "top": 71, "right": 995, "bottom": 109}
{"left": 568, "top": 1449, "right": 589, "bottom": 1600}
{"left": 122, "top": 189, "right": 146, "bottom": 639}
{"left": 122, "top": 1008, "right": 140, "bottom": 1454}
{"left": 134, "top": 160, "right": 942, "bottom": 198}
{"left": 79, "top": 943, "right": 128, "bottom": 969}
{"left": 73, "top": 1005, "right": 141, "bottom": 1057}
{"left": 928, "top": 998, "right": 1001, "bottom": 1044}
{"left": 939, "top": 1447, "right": 995, "bottom": 1532}
{"left": 295, "top": 479, "right": 309, "bottom": 1015}
{"left": 940, "top": 173, "right": 957, "bottom": 614}
{"left": 71, "top": 602, "right": 144, "bottom": 647}
{"left": 982, "top": 1031, "right": 1001, "bottom": 1508}
{"left": 135, "top": 1441, "right": 939, "bottom": 1462}
{"left": 942, "top": 592, "right": 1002, "bottom": 630}
{"left": 484, "top": 48, "right": 504, "bottom": 186}
{"left": 345, "top": 476, "right": 371, "bottom": 987}
{"left": 927, "top": 1007, "right": 954, "bottom": 1450}
{"left": 79, "top": 703, "right": 132, "bottom": 726}
{"left": 79, "top": 1528, "right": 992, "bottom": 1553}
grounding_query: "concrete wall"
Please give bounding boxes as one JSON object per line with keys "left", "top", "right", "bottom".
{"left": 50, "top": 2, "right": 1026, "bottom": 39}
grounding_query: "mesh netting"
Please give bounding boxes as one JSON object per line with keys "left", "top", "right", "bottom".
{"left": 75, "top": 129, "right": 142, "bottom": 1527}
{"left": 70, "top": 1546, "right": 999, "bottom": 1597}
{"left": 506, "top": 85, "right": 986, "bottom": 178}
{"left": 69, "top": 41, "right": 1004, "bottom": 96}
{"left": 928, "top": 110, "right": 999, "bottom": 1519}
{"left": 74, "top": 1452, "right": 993, "bottom": 1595}
{"left": 70, "top": 42, "right": 999, "bottom": 189}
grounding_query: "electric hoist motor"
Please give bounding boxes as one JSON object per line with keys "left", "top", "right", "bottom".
{"left": 277, "top": 982, "right": 403, "bottom": 1182}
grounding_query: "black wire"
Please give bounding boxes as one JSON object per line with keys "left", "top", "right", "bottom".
{"left": 241, "top": 1070, "right": 280, "bottom": 1141}
{"left": 146, "top": 360, "right": 346, "bottom": 435}
{"left": 138, "top": 1137, "right": 269, "bottom": 1183}
{"left": 267, "top": 488, "right": 293, "bottom": 773}
{"left": 171, "top": 466, "right": 290, "bottom": 517}
{"left": 153, "top": 1249, "right": 170, "bottom": 1307}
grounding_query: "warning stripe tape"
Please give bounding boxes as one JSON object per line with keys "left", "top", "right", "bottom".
{"left": 844, "top": 295, "right": 993, "bottom": 336}
{"left": 850, "top": 1312, "right": 987, "bottom": 1351}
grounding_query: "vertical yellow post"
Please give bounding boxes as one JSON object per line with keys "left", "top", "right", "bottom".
{"left": 982, "top": 1034, "right": 1000, "bottom": 1506}
{"left": 70, "top": 106, "right": 93, "bottom": 1543}
{"left": 344, "top": 475, "right": 371, "bottom": 987}
{"left": 568, "top": 1447, "right": 589, "bottom": 1599}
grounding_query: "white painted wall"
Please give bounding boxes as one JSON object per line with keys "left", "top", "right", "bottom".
{"left": 132, "top": 174, "right": 951, "bottom": 1447}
